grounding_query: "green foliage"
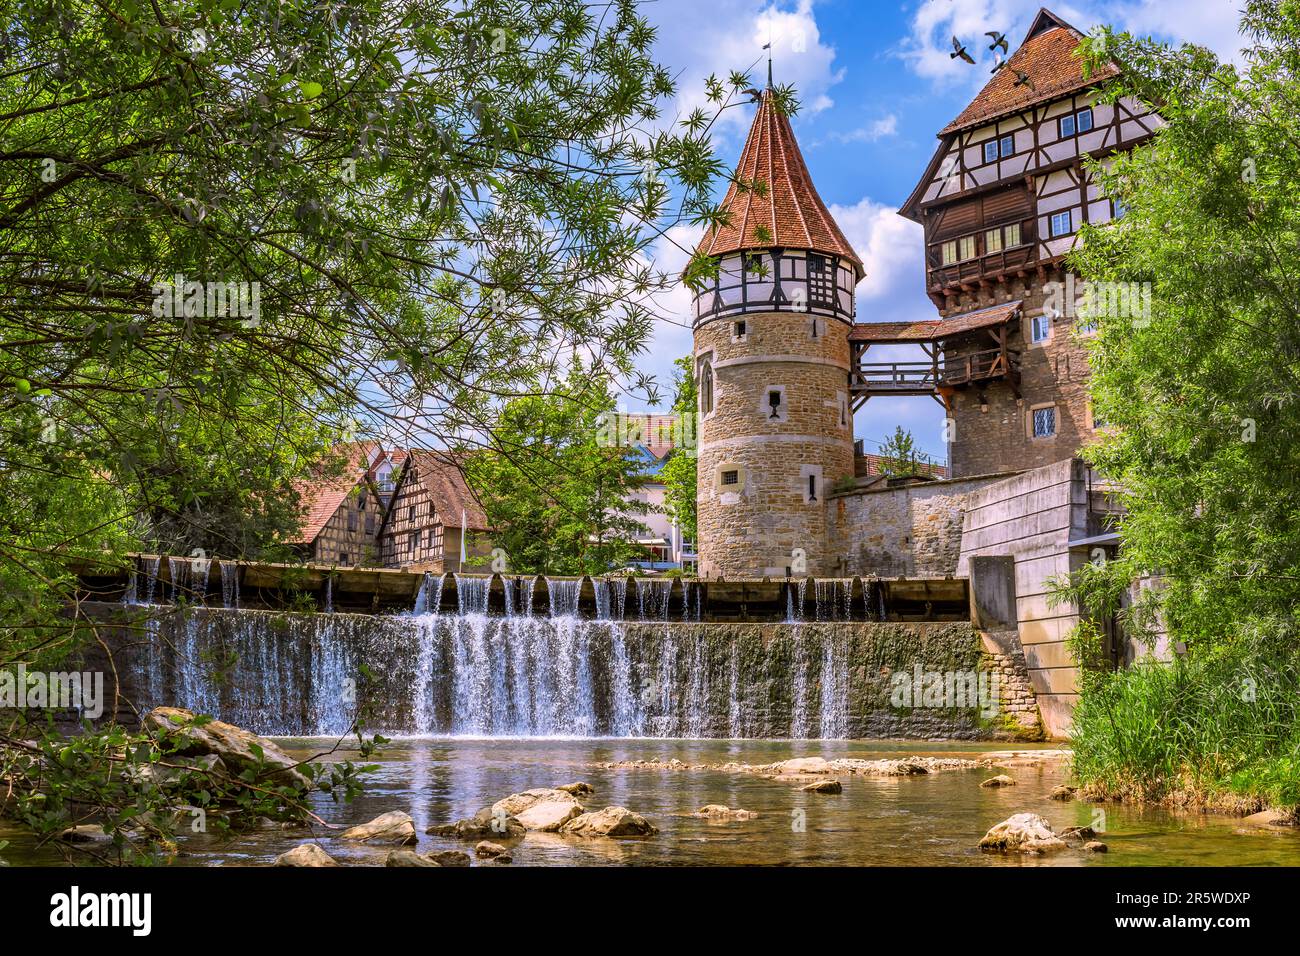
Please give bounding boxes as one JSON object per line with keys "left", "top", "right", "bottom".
{"left": 1069, "top": 624, "right": 1300, "bottom": 808}
{"left": 464, "top": 363, "right": 651, "bottom": 574}
{"left": 1060, "top": 2, "right": 1300, "bottom": 652}
{"left": 878, "top": 426, "right": 922, "bottom": 477}
{"left": 0, "top": 0, "right": 729, "bottom": 659}
{"left": 659, "top": 356, "right": 697, "bottom": 546}
{"left": 0, "top": 711, "right": 381, "bottom": 864}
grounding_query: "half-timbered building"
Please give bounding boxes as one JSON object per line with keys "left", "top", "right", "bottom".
{"left": 851, "top": 8, "right": 1162, "bottom": 477}
{"left": 377, "top": 449, "right": 491, "bottom": 573}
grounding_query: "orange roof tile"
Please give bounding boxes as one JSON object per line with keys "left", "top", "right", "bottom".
{"left": 850, "top": 301, "right": 1022, "bottom": 343}
{"left": 406, "top": 449, "right": 489, "bottom": 531}
{"left": 696, "top": 90, "right": 863, "bottom": 277}
{"left": 288, "top": 443, "right": 375, "bottom": 545}
{"left": 939, "top": 10, "right": 1119, "bottom": 136}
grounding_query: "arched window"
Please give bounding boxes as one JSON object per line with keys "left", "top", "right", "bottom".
{"left": 699, "top": 359, "right": 714, "bottom": 415}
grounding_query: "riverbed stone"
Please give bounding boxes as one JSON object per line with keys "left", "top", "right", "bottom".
{"left": 1049, "top": 785, "right": 1077, "bottom": 801}
{"left": 475, "top": 841, "right": 509, "bottom": 858}
{"left": 426, "top": 850, "right": 471, "bottom": 866}
{"left": 59, "top": 824, "right": 115, "bottom": 844}
{"left": 427, "top": 807, "right": 525, "bottom": 840}
{"left": 800, "top": 780, "right": 843, "bottom": 794}
{"left": 143, "top": 707, "right": 308, "bottom": 788}
{"left": 1060, "top": 825, "right": 1096, "bottom": 842}
{"left": 980, "top": 775, "right": 1016, "bottom": 788}
{"left": 274, "top": 843, "right": 339, "bottom": 867}
{"left": 560, "top": 806, "right": 658, "bottom": 838}
{"left": 557, "top": 782, "right": 594, "bottom": 796}
{"left": 338, "top": 810, "right": 418, "bottom": 845}
{"left": 1241, "top": 809, "right": 1296, "bottom": 828}
{"left": 978, "top": 813, "right": 1067, "bottom": 853}
{"left": 515, "top": 800, "right": 584, "bottom": 832}
{"left": 492, "top": 788, "right": 583, "bottom": 816}
{"left": 773, "top": 757, "right": 832, "bottom": 775}
{"left": 695, "top": 805, "right": 758, "bottom": 820}
{"left": 385, "top": 849, "right": 439, "bottom": 867}
{"left": 1083, "top": 841, "right": 1108, "bottom": 853}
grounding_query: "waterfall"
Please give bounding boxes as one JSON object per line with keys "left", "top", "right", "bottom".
{"left": 324, "top": 576, "right": 333, "bottom": 614}
{"left": 142, "top": 557, "right": 160, "bottom": 605}
{"left": 635, "top": 578, "right": 672, "bottom": 620}
{"left": 220, "top": 561, "right": 239, "bottom": 609}
{"left": 122, "top": 566, "right": 139, "bottom": 606}
{"left": 167, "top": 556, "right": 187, "bottom": 602}
{"left": 121, "top": 601, "right": 878, "bottom": 740}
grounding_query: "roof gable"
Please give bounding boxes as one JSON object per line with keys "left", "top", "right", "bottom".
{"left": 695, "top": 90, "right": 863, "bottom": 277}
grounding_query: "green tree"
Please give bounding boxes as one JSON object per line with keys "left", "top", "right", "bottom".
{"left": 659, "top": 355, "right": 697, "bottom": 546}
{"left": 0, "top": 0, "right": 739, "bottom": 654}
{"left": 878, "top": 426, "right": 921, "bottom": 477}
{"left": 465, "top": 364, "right": 650, "bottom": 574}
{"left": 1059, "top": 2, "right": 1300, "bottom": 651}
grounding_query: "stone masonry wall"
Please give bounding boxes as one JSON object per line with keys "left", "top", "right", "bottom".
{"left": 828, "top": 473, "right": 1012, "bottom": 578}
{"left": 695, "top": 310, "right": 855, "bottom": 578}
{"left": 944, "top": 267, "right": 1099, "bottom": 478}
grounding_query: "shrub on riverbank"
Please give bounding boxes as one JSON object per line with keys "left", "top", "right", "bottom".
{"left": 1069, "top": 628, "right": 1300, "bottom": 812}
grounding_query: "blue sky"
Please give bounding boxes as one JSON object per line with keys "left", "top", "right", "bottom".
{"left": 623, "top": 0, "right": 1243, "bottom": 458}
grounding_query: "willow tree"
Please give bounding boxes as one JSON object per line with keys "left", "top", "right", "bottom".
{"left": 0, "top": 0, "right": 751, "bottom": 663}
{"left": 1060, "top": 1, "right": 1300, "bottom": 652}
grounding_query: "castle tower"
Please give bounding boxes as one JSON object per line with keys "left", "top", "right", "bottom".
{"left": 692, "top": 89, "right": 863, "bottom": 579}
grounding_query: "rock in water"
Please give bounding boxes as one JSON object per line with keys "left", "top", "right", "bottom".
{"left": 385, "top": 849, "right": 439, "bottom": 867}
{"left": 773, "top": 757, "right": 832, "bottom": 775}
{"left": 980, "top": 775, "right": 1017, "bottom": 788}
{"left": 427, "top": 808, "right": 525, "bottom": 840}
{"left": 59, "top": 824, "right": 114, "bottom": 844}
{"left": 1060, "top": 825, "right": 1096, "bottom": 842}
{"left": 801, "top": 780, "right": 843, "bottom": 794}
{"left": 493, "top": 788, "right": 585, "bottom": 832}
{"left": 143, "top": 707, "right": 308, "bottom": 787}
{"left": 338, "top": 811, "right": 418, "bottom": 845}
{"left": 274, "top": 843, "right": 339, "bottom": 867}
{"left": 475, "top": 841, "right": 509, "bottom": 858}
{"left": 695, "top": 805, "right": 759, "bottom": 820}
{"left": 560, "top": 806, "right": 658, "bottom": 837}
{"left": 1049, "top": 785, "right": 1077, "bottom": 801}
{"left": 978, "top": 813, "right": 1067, "bottom": 853}
{"left": 1083, "top": 841, "right": 1108, "bottom": 853}
{"left": 557, "top": 782, "right": 594, "bottom": 796}
{"left": 425, "top": 850, "right": 472, "bottom": 866}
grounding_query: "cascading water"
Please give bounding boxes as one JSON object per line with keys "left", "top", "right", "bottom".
{"left": 120, "top": 574, "right": 885, "bottom": 740}
{"left": 220, "top": 562, "right": 240, "bottom": 609}
{"left": 143, "top": 557, "right": 160, "bottom": 605}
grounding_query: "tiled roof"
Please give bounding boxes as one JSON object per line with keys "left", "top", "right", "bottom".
{"left": 623, "top": 413, "right": 677, "bottom": 460}
{"left": 407, "top": 449, "right": 489, "bottom": 531}
{"left": 855, "top": 452, "right": 948, "bottom": 479}
{"left": 850, "top": 301, "right": 1022, "bottom": 343}
{"left": 288, "top": 444, "right": 373, "bottom": 545}
{"left": 696, "top": 90, "right": 863, "bottom": 277}
{"left": 939, "top": 11, "right": 1119, "bottom": 135}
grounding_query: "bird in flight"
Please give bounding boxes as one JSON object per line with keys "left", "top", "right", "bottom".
{"left": 986, "top": 31, "right": 1009, "bottom": 54}
{"left": 1013, "top": 69, "right": 1035, "bottom": 91}
{"left": 990, "top": 53, "right": 1007, "bottom": 73}
{"left": 950, "top": 36, "right": 975, "bottom": 64}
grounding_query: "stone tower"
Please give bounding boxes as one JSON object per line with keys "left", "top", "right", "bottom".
{"left": 692, "top": 89, "right": 863, "bottom": 579}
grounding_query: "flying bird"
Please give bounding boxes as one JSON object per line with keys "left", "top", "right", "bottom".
{"left": 743, "top": 87, "right": 763, "bottom": 104}
{"left": 950, "top": 36, "right": 975, "bottom": 64}
{"left": 990, "top": 54, "right": 1007, "bottom": 73}
{"left": 986, "top": 31, "right": 1009, "bottom": 54}
{"left": 1013, "top": 69, "right": 1035, "bottom": 91}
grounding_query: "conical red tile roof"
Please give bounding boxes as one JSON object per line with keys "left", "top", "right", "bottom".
{"left": 696, "top": 90, "right": 863, "bottom": 278}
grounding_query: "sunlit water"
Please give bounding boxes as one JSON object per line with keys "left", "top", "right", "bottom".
{"left": 5, "top": 738, "right": 1298, "bottom": 867}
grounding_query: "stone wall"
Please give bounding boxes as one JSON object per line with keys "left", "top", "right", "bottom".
{"left": 695, "top": 310, "right": 855, "bottom": 577}
{"left": 955, "top": 458, "right": 1092, "bottom": 737}
{"left": 943, "top": 268, "right": 1099, "bottom": 478}
{"left": 828, "top": 473, "right": 1012, "bottom": 577}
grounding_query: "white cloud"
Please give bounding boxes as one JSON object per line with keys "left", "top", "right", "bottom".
{"left": 827, "top": 114, "right": 898, "bottom": 144}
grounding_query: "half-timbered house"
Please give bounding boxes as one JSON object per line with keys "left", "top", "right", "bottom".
{"left": 850, "top": 8, "right": 1162, "bottom": 477}
{"left": 377, "top": 449, "right": 491, "bottom": 572}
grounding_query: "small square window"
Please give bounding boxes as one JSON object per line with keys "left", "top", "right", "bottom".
{"left": 1050, "top": 210, "right": 1073, "bottom": 237}
{"left": 999, "top": 135, "right": 1014, "bottom": 157}
{"left": 339, "top": 552, "right": 350, "bottom": 564}
{"left": 1111, "top": 197, "right": 1126, "bottom": 219}
{"left": 983, "top": 141, "right": 998, "bottom": 163}
{"left": 1005, "top": 222, "right": 1022, "bottom": 246}
{"left": 407, "top": 505, "right": 415, "bottom": 521}
{"left": 985, "top": 228, "right": 1003, "bottom": 253}
{"left": 1059, "top": 113, "right": 1075, "bottom": 138}
{"left": 734, "top": 320, "right": 746, "bottom": 339}
{"left": 941, "top": 240, "right": 958, "bottom": 265}
{"left": 959, "top": 235, "right": 976, "bottom": 260}
{"left": 1032, "top": 406, "right": 1057, "bottom": 438}
{"left": 1077, "top": 107, "right": 1093, "bottom": 133}
{"left": 1032, "top": 312, "right": 1052, "bottom": 343}
{"left": 721, "top": 470, "right": 739, "bottom": 486}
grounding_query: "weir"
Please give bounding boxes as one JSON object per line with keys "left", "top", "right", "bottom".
{"left": 72, "top": 559, "right": 1038, "bottom": 741}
